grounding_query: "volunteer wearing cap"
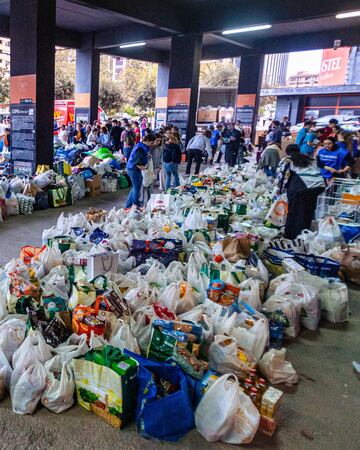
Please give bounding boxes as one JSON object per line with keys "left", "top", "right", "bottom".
{"left": 125, "top": 133, "right": 157, "bottom": 210}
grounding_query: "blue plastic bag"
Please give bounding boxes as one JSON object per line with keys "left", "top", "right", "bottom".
{"left": 339, "top": 223, "right": 360, "bottom": 243}
{"left": 294, "top": 253, "right": 340, "bottom": 278}
{"left": 124, "top": 351, "right": 195, "bottom": 442}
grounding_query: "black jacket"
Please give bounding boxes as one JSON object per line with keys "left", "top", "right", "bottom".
{"left": 163, "top": 143, "right": 182, "bottom": 164}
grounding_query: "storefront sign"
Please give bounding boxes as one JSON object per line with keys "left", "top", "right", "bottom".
{"left": 319, "top": 47, "right": 351, "bottom": 86}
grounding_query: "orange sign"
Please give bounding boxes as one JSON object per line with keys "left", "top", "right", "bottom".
{"left": 237, "top": 94, "right": 256, "bottom": 108}
{"left": 318, "top": 47, "right": 351, "bottom": 86}
{"left": 167, "top": 88, "right": 191, "bottom": 107}
{"left": 10, "top": 74, "right": 36, "bottom": 104}
{"left": 155, "top": 96, "right": 168, "bottom": 109}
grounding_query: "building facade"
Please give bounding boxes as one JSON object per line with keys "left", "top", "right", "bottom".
{"left": 0, "top": 38, "right": 10, "bottom": 71}
{"left": 262, "top": 53, "right": 289, "bottom": 87}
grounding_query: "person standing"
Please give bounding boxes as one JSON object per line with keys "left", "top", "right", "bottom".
{"left": 222, "top": 121, "right": 241, "bottom": 167}
{"left": 317, "top": 136, "right": 354, "bottom": 184}
{"left": 121, "top": 123, "right": 136, "bottom": 160}
{"left": 322, "top": 118, "right": 340, "bottom": 141}
{"left": 110, "top": 119, "right": 122, "bottom": 152}
{"left": 280, "top": 116, "right": 291, "bottom": 134}
{"left": 296, "top": 121, "right": 314, "bottom": 154}
{"left": 185, "top": 130, "right": 211, "bottom": 175}
{"left": 258, "top": 141, "right": 281, "bottom": 177}
{"left": 163, "top": 133, "right": 182, "bottom": 190}
{"left": 210, "top": 123, "right": 223, "bottom": 164}
{"left": 278, "top": 144, "right": 325, "bottom": 239}
{"left": 125, "top": 133, "right": 157, "bottom": 210}
{"left": 133, "top": 121, "right": 141, "bottom": 144}
{"left": 99, "top": 126, "right": 111, "bottom": 148}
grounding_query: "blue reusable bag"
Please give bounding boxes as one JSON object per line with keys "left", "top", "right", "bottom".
{"left": 294, "top": 253, "right": 340, "bottom": 278}
{"left": 338, "top": 223, "right": 360, "bottom": 244}
{"left": 124, "top": 351, "right": 195, "bottom": 442}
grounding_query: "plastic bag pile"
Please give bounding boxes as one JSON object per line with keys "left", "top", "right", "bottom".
{"left": 0, "top": 143, "right": 128, "bottom": 223}
{"left": 0, "top": 163, "right": 355, "bottom": 443}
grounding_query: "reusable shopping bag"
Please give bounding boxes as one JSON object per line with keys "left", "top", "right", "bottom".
{"left": 195, "top": 374, "right": 260, "bottom": 444}
{"left": 265, "top": 195, "right": 288, "bottom": 228}
{"left": 87, "top": 251, "right": 118, "bottom": 281}
{"left": 124, "top": 350, "right": 195, "bottom": 442}
{"left": 48, "top": 185, "right": 73, "bottom": 208}
{"left": 294, "top": 253, "right": 340, "bottom": 278}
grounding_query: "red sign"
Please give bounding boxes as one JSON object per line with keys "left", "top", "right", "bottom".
{"left": 318, "top": 47, "right": 350, "bottom": 86}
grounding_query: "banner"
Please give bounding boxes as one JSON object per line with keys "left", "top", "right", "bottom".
{"left": 318, "top": 47, "right": 351, "bottom": 86}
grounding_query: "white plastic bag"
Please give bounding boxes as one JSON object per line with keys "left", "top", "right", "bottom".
{"left": 12, "top": 331, "right": 53, "bottom": 371}
{"left": 143, "top": 158, "right": 156, "bottom": 188}
{"left": 0, "top": 318, "right": 27, "bottom": 363}
{"left": 41, "top": 355, "right": 75, "bottom": 413}
{"left": 0, "top": 347, "right": 12, "bottom": 391}
{"left": 158, "top": 281, "right": 198, "bottom": 315}
{"left": 230, "top": 317, "right": 269, "bottom": 361}
{"left": 238, "top": 278, "right": 262, "bottom": 310}
{"left": 195, "top": 374, "right": 260, "bottom": 444}
{"left": 319, "top": 281, "right": 349, "bottom": 323}
{"left": 53, "top": 333, "right": 89, "bottom": 364}
{"left": 263, "top": 295, "right": 301, "bottom": 337}
{"left": 110, "top": 321, "right": 140, "bottom": 354}
{"left": 317, "top": 216, "right": 343, "bottom": 249}
{"left": 208, "top": 335, "right": 253, "bottom": 379}
{"left": 183, "top": 207, "right": 208, "bottom": 231}
{"left": 11, "top": 361, "right": 46, "bottom": 414}
{"left": 259, "top": 348, "right": 299, "bottom": 386}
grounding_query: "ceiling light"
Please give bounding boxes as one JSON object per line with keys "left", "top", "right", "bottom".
{"left": 336, "top": 10, "right": 360, "bottom": 19}
{"left": 119, "top": 42, "right": 146, "bottom": 49}
{"left": 222, "top": 24, "right": 272, "bottom": 35}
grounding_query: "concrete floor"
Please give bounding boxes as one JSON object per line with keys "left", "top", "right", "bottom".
{"left": 0, "top": 190, "right": 359, "bottom": 450}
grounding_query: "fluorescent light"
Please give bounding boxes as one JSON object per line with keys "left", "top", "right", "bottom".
{"left": 119, "top": 42, "right": 146, "bottom": 49}
{"left": 222, "top": 24, "right": 272, "bottom": 35}
{"left": 336, "top": 10, "right": 360, "bottom": 19}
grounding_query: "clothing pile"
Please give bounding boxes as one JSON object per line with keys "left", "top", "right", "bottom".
{"left": 0, "top": 162, "right": 356, "bottom": 443}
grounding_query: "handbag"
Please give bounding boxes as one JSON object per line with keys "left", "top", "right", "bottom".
{"left": 294, "top": 253, "right": 340, "bottom": 278}
{"left": 16, "top": 194, "right": 35, "bottom": 215}
{"left": 123, "top": 350, "right": 195, "bottom": 442}
{"left": 48, "top": 185, "right": 73, "bottom": 208}
{"left": 87, "top": 251, "right": 119, "bottom": 281}
{"left": 34, "top": 191, "right": 49, "bottom": 210}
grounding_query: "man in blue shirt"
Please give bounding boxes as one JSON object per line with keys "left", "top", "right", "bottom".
{"left": 210, "top": 123, "right": 223, "bottom": 164}
{"left": 296, "top": 121, "right": 315, "bottom": 155}
{"left": 125, "top": 133, "right": 157, "bottom": 210}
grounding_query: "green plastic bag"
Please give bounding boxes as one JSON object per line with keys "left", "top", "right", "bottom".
{"left": 95, "top": 147, "right": 114, "bottom": 160}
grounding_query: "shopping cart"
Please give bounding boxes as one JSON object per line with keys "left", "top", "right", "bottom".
{"left": 316, "top": 178, "right": 360, "bottom": 242}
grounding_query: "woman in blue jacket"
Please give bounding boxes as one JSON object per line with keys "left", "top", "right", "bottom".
{"left": 317, "top": 136, "right": 354, "bottom": 184}
{"left": 125, "top": 134, "right": 157, "bottom": 210}
{"left": 163, "top": 133, "right": 182, "bottom": 190}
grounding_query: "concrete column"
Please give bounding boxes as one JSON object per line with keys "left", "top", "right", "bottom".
{"left": 154, "top": 60, "right": 169, "bottom": 129}
{"left": 167, "top": 34, "right": 202, "bottom": 143}
{"left": 236, "top": 54, "right": 265, "bottom": 141}
{"left": 10, "top": 0, "right": 56, "bottom": 173}
{"left": 75, "top": 34, "right": 100, "bottom": 124}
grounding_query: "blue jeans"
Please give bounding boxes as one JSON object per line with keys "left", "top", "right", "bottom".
{"left": 125, "top": 168, "right": 143, "bottom": 208}
{"left": 123, "top": 147, "right": 133, "bottom": 160}
{"left": 164, "top": 162, "right": 180, "bottom": 190}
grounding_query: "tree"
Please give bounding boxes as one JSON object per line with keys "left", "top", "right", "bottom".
{"left": 119, "top": 60, "right": 157, "bottom": 112}
{"left": 55, "top": 48, "right": 75, "bottom": 99}
{"left": 98, "top": 80, "right": 124, "bottom": 115}
{"left": 200, "top": 60, "right": 239, "bottom": 87}
{"left": 0, "top": 68, "right": 10, "bottom": 103}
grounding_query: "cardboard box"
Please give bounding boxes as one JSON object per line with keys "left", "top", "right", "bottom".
{"left": 197, "top": 108, "right": 218, "bottom": 123}
{"left": 86, "top": 174, "right": 102, "bottom": 197}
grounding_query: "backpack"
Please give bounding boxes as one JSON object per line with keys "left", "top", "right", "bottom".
{"left": 124, "top": 130, "right": 135, "bottom": 147}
